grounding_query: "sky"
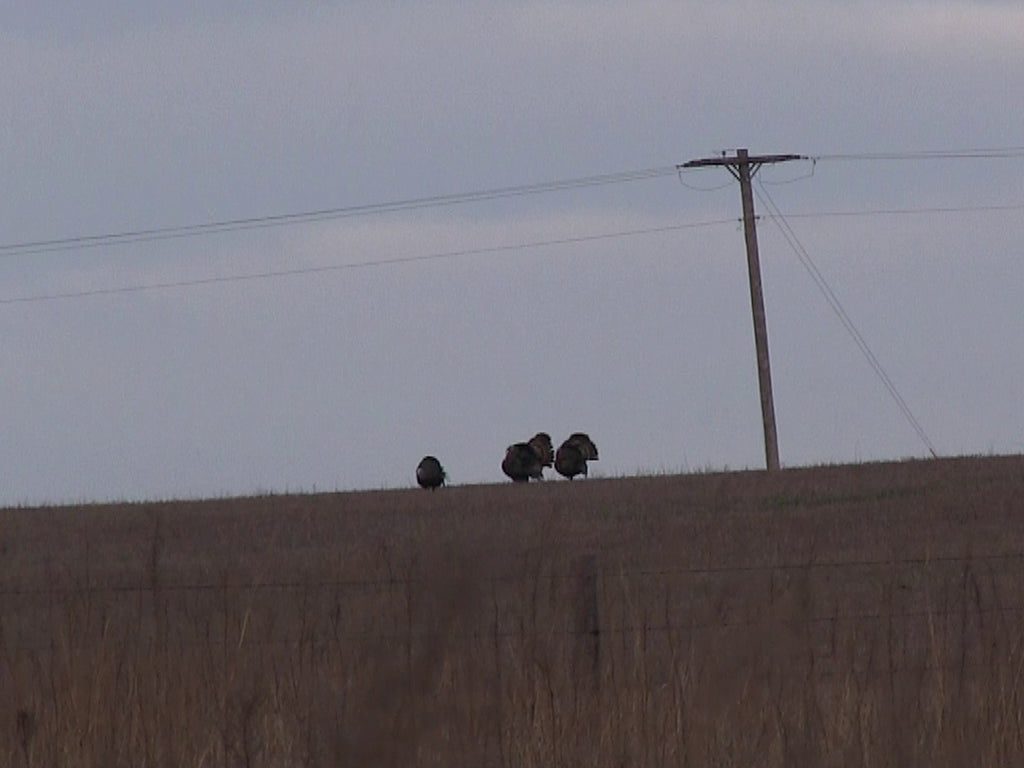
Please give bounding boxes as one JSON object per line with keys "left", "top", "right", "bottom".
{"left": 1, "top": 1, "right": 1022, "bottom": 506}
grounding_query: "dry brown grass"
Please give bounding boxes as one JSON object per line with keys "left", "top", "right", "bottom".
{"left": 2, "top": 455, "right": 1024, "bottom": 766}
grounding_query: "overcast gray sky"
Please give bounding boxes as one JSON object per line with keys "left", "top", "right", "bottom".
{"left": 2, "top": 1, "right": 1022, "bottom": 506}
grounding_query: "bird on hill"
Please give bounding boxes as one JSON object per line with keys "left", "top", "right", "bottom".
{"left": 502, "top": 442, "right": 544, "bottom": 483}
{"left": 555, "top": 433, "right": 599, "bottom": 480}
{"left": 416, "top": 455, "right": 446, "bottom": 490}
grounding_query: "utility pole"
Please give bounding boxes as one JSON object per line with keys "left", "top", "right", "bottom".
{"left": 679, "top": 149, "right": 803, "bottom": 471}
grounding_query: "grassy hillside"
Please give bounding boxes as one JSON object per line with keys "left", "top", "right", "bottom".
{"left": 2, "top": 454, "right": 1024, "bottom": 766}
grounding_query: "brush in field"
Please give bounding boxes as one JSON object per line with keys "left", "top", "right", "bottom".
{"left": 416, "top": 456, "right": 446, "bottom": 489}
{"left": 502, "top": 443, "right": 544, "bottom": 483}
{"left": 527, "top": 432, "right": 554, "bottom": 470}
{"left": 555, "top": 433, "right": 599, "bottom": 480}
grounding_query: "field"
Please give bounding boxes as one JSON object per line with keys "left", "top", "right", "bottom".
{"left": 3, "top": 454, "right": 1024, "bottom": 766}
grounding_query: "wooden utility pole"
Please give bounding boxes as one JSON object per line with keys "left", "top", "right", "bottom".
{"left": 679, "top": 149, "right": 804, "bottom": 471}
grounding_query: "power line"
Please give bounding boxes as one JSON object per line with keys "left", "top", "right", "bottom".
{"left": 3, "top": 200, "right": 1017, "bottom": 306}
{"left": 8, "top": 146, "right": 1022, "bottom": 260}
{"left": 783, "top": 202, "right": 1024, "bottom": 221}
{"left": 3, "top": 149, "right": 1020, "bottom": 261}
{"left": 811, "top": 147, "right": 1024, "bottom": 162}
{"left": 0, "top": 218, "right": 735, "bottom": 305}
{"left": 679, "top": 147, "right": 1024, "bottom": 188}
{"left": 754, "top": 179, "right": 939, "bottom": 459}
{"left": 0, "top": 166, "right": 679, "bottom": 259}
